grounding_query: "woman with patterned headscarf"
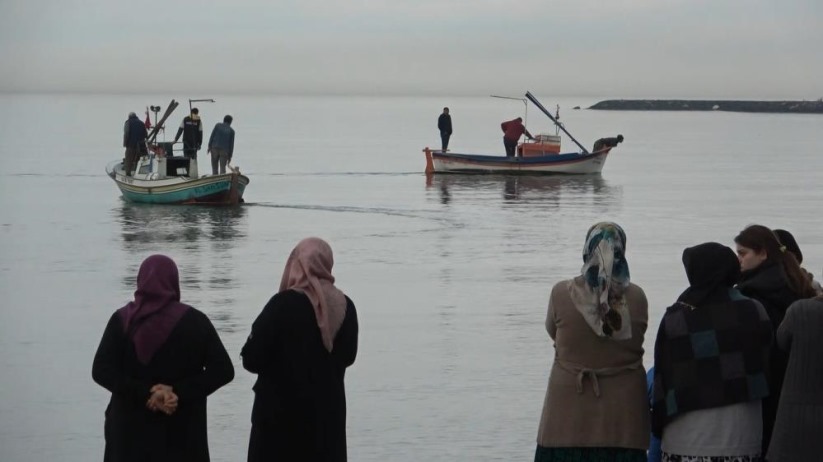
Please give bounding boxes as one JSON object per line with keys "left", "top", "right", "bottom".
{"left": 535, "top": 222, "right": 650, "bottom": 462}
{"left": 242, "top": 237, "right": 359, "bottom": 462}
{"left": 92, "top": 254, "right": 235, "bottom": 462}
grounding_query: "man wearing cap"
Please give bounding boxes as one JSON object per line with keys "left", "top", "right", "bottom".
{"left": 174, "top": 108, "right": 203, "bottom": 159}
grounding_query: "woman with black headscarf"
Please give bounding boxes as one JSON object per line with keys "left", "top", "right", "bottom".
{"left": 92, "top": 255, "right": 234, "bottom": 462}
{"left": 652, "top": 243, "right": 773, "bottom": 462}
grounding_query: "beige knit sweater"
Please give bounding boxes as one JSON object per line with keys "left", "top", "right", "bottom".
{"left": 536, "top": 277, "right": 650, "bottom": 449}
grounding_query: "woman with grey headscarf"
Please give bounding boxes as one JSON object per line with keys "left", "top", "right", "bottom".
{"left": 535, "top": 222, "right": 650, "bottom": 462}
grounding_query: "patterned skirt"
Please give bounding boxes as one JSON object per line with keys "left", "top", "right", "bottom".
{"left": 661, "top": 453, "right": 763, "bottom": 462}
{"left": 534, "top": 446, "right": 647, "bottom": 462}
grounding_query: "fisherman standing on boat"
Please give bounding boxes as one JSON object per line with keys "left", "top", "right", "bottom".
{"left": 207, "top": 115, "right": 235, "bottom": 175}
{"left": 123, "top": 112, "right": 148, "bottom": 177}
{"left": 592, "top": 134, "right": 623, "bottom": 152}
{"left": 501, "top": 117, "right": 534, "bottom": 157}
{"left": 174, "top": 107, "right": 203, "bottom": 159}
{"left": 438, "top": 107, "right": 452, "bottom": 152}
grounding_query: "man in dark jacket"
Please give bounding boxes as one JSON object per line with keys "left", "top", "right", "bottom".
{"left": 592, "top": 134, "right": 624, "bottom": 152}
{"left": 123, "top": 112, "right": 148, "bottom": 176}
{"left": 437, "top": 107, "right": 452, "bottom": 152}
{"left": 173, "top": 107, "right": 203, "bottom": 159}
{"left": 207, "top": 115, "right": 235, "bottom": 175}
{"left": 501, "top": 117, "right": 534, "bottom": 157}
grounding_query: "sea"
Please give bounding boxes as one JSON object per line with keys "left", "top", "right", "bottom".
{"left": 0, "top": 93, "right": 820, "bottom": 461}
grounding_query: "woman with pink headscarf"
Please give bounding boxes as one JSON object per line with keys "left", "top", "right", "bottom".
{"left": 92, "top": 254, "right": 234, "bottom": 462}
{"left": 242, "top": 237, "right": 359, "bottom": 462}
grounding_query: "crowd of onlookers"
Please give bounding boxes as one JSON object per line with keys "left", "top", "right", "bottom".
{"left": 90, "top": 224, "right": 821, "bottom": 462}
{"left": 535, "top": 223, "right": 821, "bottom": 462}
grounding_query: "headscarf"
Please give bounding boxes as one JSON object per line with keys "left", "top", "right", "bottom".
{"left": 280, "top": 237, "right": 347, "bottom": 352}
{"left": 677, "top": 242, "right": 741, "bottom": 307}
{"left": 117, "top": 255, "right": 190, "bottom": 364}
{"left": 569, "top": 222, "right": 632, "bottom": 339}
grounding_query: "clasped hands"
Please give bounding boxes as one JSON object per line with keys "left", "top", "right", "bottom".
{"left": 146, "top": 384, "right": 178, "bottom": 415}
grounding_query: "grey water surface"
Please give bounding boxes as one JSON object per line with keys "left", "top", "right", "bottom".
{"left": 0, "top": 94, "right": 820, "bottom": 461}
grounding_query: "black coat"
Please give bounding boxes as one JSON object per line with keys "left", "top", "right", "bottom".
{"left": 738, "top": 262, "right": 802, "bottom": 330}
{"left": 242, "top": 290, "right": 359, "bottom": 462}
{"left": 737, "top": 262, "right": 805, "bottom": 455}
{"left": 438, "top": 113, "right": 452, "bottom": 134}
{"left": 123, "top": 115, "right": 148, "bottom": 148}
{"left": 92, "top": 308, "right": 234, "bottom": 462}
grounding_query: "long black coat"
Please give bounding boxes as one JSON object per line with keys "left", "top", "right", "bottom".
{"left": 92, "top": 308, "right": 234, "bottom": 462}
{"left": 242, "top": 290, "right": 359, "bottom": 462}
{"left": 737, "top": 261, "right": 805, "bottom": 455}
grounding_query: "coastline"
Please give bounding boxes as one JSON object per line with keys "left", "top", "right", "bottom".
{"left": 589, "top": 99, "right": 823, "bottom": 113}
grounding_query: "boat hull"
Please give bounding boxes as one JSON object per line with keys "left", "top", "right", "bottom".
{"left": 426, "top": 149, "right": 610, "bottom": 175}
{"left": 108, "top": 162, "right": 249, "bottom": 204}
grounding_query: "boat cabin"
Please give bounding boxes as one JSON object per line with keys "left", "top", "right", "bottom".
{"left": 132, "top": 142, "right": 200, "bottom": 179}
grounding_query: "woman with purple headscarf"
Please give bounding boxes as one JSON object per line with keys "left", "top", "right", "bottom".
{"left": 242, "top": 237, "right": 359, "bottom": 462}
{"left": 92, "top": 255, "right": 234, "bottom": 462}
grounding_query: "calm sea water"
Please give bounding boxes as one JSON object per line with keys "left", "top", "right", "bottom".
{"left": 0, "top": 94, "right": 820, "bottom": 461}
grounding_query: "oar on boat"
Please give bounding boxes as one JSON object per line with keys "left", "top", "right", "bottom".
{"left": 147, "top": 99, "right": 179, "bottom": 143}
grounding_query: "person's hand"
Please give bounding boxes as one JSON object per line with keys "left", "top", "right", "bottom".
{"left": 146, "top": 384, "right": 178, "bottom": 415}
{"left": 147, "top": 388, "right": 178, "bottom": 415}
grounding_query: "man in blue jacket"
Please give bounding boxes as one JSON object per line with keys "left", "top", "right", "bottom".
{"left": 207, "top": 115, "right": 235, "bottom": 175}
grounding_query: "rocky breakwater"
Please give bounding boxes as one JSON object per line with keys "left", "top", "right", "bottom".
{"left": 589, "top": 99, "right": 823, "bottom": 113}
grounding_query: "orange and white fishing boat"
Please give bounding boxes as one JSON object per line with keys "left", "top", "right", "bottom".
{"left": 423, "top": 92, "right": 615, "bottom": 175}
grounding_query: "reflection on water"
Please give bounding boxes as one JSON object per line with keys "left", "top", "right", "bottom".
{"left": 426, "top": 173, "right": 622, "bottom": 210}
{"left": 423, "top": 173, "right": 625, "bottom": 293}
{"left": 118, "top": 203, "right": 248, "bottom": 245}
{"left": 115, "top": 203, "right": 249, "bottom": 333}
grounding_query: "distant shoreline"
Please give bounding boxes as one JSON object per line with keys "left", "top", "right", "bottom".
{"left": 589, "top": 99, "right": 823, "bottom": 114}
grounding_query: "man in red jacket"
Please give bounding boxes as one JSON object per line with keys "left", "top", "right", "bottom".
{"left": 501, "top": 117, "right": 534, "bottom": 157}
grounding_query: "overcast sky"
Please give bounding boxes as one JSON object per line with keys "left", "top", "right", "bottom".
{"left": 1, "top": 0, "right": 821, "bottom": 98}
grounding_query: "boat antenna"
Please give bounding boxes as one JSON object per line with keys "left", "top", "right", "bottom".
{"left": 491, "top": 95, "right": 528, "bottom": 129}
{"left": 555, "top": 104, "right": 561, "bottom": 136}
{"left": 525, "top": 91, "right": 589, "bottom": 154}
